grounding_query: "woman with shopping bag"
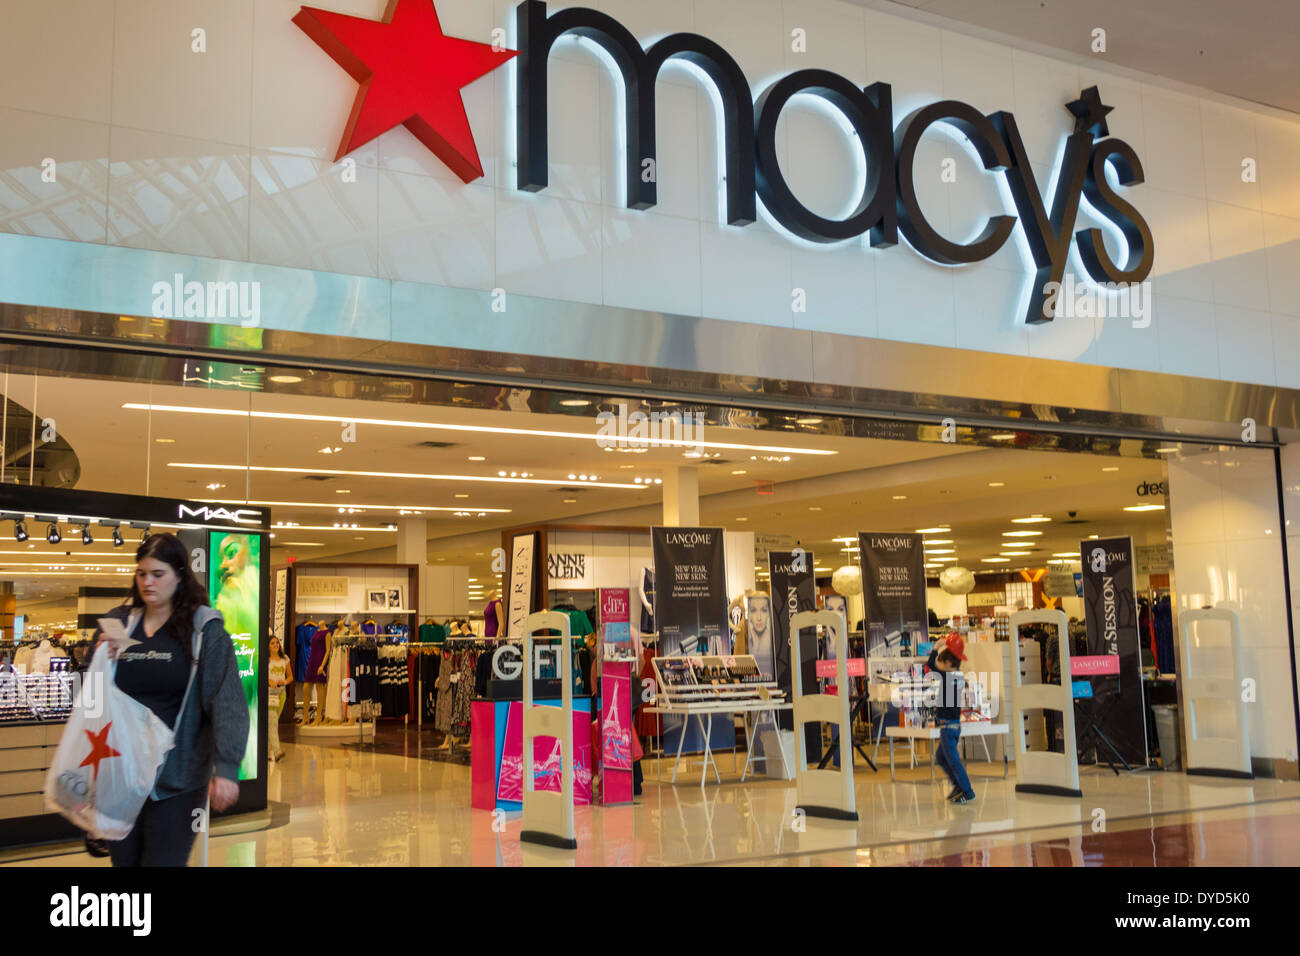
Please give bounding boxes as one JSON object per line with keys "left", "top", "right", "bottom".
{"left": 78, "top": 533, "right": 249, "bottom": 866}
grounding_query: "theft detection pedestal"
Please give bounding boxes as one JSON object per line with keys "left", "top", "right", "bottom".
{"left": 1178, "top": 607, "right": 1253, "bottom": 779}
{"left": 520, "top": 610, "right": 577, "bottom": 849}
{"left": 789, "top": 609, "right": 858, "bottom": 821}
{"left": 1009, "top": 609, "right": 1082, "bottom": 797}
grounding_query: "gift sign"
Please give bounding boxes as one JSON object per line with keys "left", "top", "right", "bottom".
{"left": 599, "top": 588, "right": 631, "bottom": 644}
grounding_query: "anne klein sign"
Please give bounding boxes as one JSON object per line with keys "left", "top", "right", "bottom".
{"left": 298, "top": 0, "right": 1154, "bottom": 327}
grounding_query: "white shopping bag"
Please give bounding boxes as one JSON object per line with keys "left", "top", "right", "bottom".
{"left": 43, "top": 641, "right": 178, "bottom": 840}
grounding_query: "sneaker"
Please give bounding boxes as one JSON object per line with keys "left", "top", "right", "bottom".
{"left": 952, "top": 793, "right": 976, "bottom": 805}
{"left": 946, "top": 786, "right": 962, "bottom": 800}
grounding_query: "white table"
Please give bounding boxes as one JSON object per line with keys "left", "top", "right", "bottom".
{"left": 648, "top": 699, "right": 793, "bottom": 786}
{"left": 885, "top": 722, "right": 1010, "bottom": 782}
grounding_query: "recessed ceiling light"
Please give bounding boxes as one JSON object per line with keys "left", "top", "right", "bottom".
{"left": 990, "top": 433, "right": 1016, "bottom": 441}
{"left": 808, "top": 506, "right": 822, "bottom": 511}
{"left": 124, "top": 402, "right": 836, "bottom": 457}
{"left": 916, "top": 527, "right": 949, "bottom": 534}
{"left": 981, "top": 557, "right": 1010, "bottom": 563}
{"left": 735, "top": 517, "right": 748, "bottom": 522}
{"left": 1124, "top": 503, "right": 1165, "bottom": 512}
{"left": 1101, "top": 466, "right": 1119, "bottom": 472}
{"left": 892, "top": 495, "right": 907, "bottom": 500}
{"left": 205, "top": 483, "right": 225, "bottom": 491}
{"left": 923, "top": 539, "right": 953, "bottom": 544}
{"left": 170, "top": 462, "right": 646, "bottom": 489}
{"left": 154, "top": 438, "right": 175, "bottom": 444}
{"left": 1156, "top": 447, "right": 1180, "bottom": 455}
{"left": 1049, "top": 558, "right": 1077, "bottom": 565}
{"left": 987, "top": 481, "right": 1005, "bottom": 487}
{"left": 924, "top": 548, "right": 954, "bottom": 554}
{"left": 1000, "top": 552, "right": 1031, "bottom": 557}
{"left": 269, "top": 374, "right": 303, "bottom": 384}
{"left": 1052, "top": 552, "right": 1078, "bottom": 558}
{"left": 455, "top": 493, "right": 469, "bottom": 498}
{"left": 1088, "top": 534, "right": 1100, "bottom": 539}
{"left": 563, "top": 498, "right": 577, "bottom": 503}
{"left": 335, "top": 489, "right": 350, "bottom": 494}
{"left": 560, "top": 399, "right": 591, "bottom": 407}
{"left": 1002, "top": 530, "right": 1042, "bottom": 537}
{"left": 1011, "top": 516, "right": 1051, "bottom": 523}
{"left": 468, "top": 456, "right": 486, "bottom": 462}
{"left": 795, "top": 417, "right": 823, "bottom": 425}
{"left": 732, "top": 470, "right": 747, "bottom": 475}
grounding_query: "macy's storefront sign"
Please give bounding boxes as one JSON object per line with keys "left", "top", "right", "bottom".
{"left": 295, "top": 0, "right": 1154, "bottom": 326}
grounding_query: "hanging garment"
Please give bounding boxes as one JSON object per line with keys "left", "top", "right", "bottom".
{"left": 435, "top": 650, "right": 455, "bottom": 732}
{"left": 451, "top": 650, "right": 475, "bottom": 732}
{"left": 1154, "top": 597, "right": 1176, "bottom": 674}
{"left": 294, "top": 621, "right": 315, "bottom": 682}
{"left": 325, "top": 646, "right": 347, "bottom": 721}
{"left": 421, "top": 652, "right": 440, "bottom": 720}
{"left": 634, "top": 646, "right": 660, "bottom": 739}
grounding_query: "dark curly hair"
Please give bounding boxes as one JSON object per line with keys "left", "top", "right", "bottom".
{"left": 127, "top": 533, "right": 211, "bottom": 664}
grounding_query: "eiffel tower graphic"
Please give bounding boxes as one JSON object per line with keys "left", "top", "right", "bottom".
{"left": 603, "top": 680, "right": 631, "bottom": 767}
{"left": 534, "top": 738, "right": 565, "bottom": 788}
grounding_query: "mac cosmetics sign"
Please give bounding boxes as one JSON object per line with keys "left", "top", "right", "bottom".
{"left": 297, "top": 0, "right": 1155, "bottom": 328}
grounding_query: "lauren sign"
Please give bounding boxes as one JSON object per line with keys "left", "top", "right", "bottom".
{"left": 300, "top": 0, "right": 1154, "bottom": 326}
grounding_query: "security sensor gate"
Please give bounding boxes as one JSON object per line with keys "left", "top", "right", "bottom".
{"left": 1179, "top": 607, "right": 1253, "bottom": 779}
{"left": 789, "top": 609, "right": 858, "bottom": 821}
{"left": 520, "top": 610, "right": 577, "bottom": 849}
{"left": 1009, "top": 609, "right": 1082, "bottom": 797}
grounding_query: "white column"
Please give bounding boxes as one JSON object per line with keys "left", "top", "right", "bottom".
{"left": 395, "top": 518, "right": 427, "bottom": 565}
{"left": 662, "top": 465, "right": 699, "bottom": 526}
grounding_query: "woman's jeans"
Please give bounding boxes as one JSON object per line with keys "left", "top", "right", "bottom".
{"left": 935, "top": 720, "right": 974, "bottom": 798}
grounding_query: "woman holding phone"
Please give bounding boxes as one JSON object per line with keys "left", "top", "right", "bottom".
{"left": 95, "top": 532, "right": 249, "bottom": 866}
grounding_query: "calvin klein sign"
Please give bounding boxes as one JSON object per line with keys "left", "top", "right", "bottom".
{"left": 516, "top": 1, "right": 1153, "bottom": 326}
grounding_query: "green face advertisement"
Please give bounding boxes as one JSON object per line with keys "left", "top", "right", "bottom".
{"left": 209, "top": 531, "right": 262, "bottom": 781}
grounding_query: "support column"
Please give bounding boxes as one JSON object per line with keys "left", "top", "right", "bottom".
{"left": 662, "top": 466, "right": 700, "bottom": 526}
{"left": 395, "top": 518, "right": 427, "bottom": 566}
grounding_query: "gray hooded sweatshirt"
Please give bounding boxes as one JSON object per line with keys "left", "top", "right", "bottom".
{"left": 101, "top": 604, "right": 250, "bottom": 798}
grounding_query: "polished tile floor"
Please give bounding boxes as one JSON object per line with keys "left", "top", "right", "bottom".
{"left": 7, "top": 731, "right": 1300, "bottom": 866}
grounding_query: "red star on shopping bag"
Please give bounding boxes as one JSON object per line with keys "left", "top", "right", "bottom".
{"left": 293, "top": 0, "right": 516, "bottom": 180}
{"left": 79, "top": 724, "right": 121, "bottom": 782}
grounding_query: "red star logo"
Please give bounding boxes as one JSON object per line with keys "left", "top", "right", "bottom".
{"left": 79, "top": 724, "right": 121, "bottom": 782}
{"left": 293, "top": 0, "right": 516, "bottom": 182}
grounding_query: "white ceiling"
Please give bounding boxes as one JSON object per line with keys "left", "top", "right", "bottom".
{"left": 869, "top": 0, "right": 1300, "bottom": 114}
{"left": 2, "top": 370, "right": 1174, "bottom": 618}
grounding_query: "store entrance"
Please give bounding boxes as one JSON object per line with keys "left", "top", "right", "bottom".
{"left": 0, "top": 340, "right": 1295, "bottom": 858}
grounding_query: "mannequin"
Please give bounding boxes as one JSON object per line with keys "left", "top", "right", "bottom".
{"left": 638, "top": 567, "right": 655, "bottom": 635}
{"left": 305, "top": 624, "right": 334, "bottom": 725}
{"left": 484, "top": 590, "right": 505, "bottom": 638}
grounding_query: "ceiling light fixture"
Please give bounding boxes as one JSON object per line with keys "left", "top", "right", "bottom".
{"left": 1123, "top": 503, "right": 1165, "bottom": 512}
{"left": 981, "top": 557, "right": 1010, "bottom": 563}
{"left": 170, "top": 462, "right": 646, "bottom": 490}
{"left": 1101, "top": 466, "right": 1119, "bottom": 472}
{"left": 987, "top": 481, "right": 1005, "bottom": 487}
{"left": 268, "top": 374, "right": 304, "bottom": 384}
{"left": 198, "top": 498, "right": 511, "bottom": 514}
{"left": 45, "top": 522, "right": 61, "bottom": 545}
{"left": 123, "top": 403, "right": 836, "bottom": 457}
{"left": 1002, "top": 531, "right": 1043, "bottom": 537}
{"left": 81, "top": 525, "right": 93, "bottom": 546}
{"left": 13, "top": 520, "right": 28, "bottom": 543}
{"left": 916, "top": 527, "right": 950, "bottom": 534}
{"left": 1011, "top": 516, "right": 1051, "bottom": 524}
